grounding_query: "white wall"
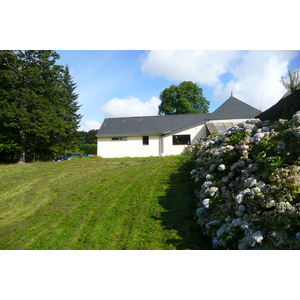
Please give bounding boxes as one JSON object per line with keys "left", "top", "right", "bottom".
{"left": 162, "top": 124, "right": 207, "bottom": 156}
{"left": 97, "top": 135, "right": 161, "bottom": 158}
{"left": 97, "top": 119, "right": 248, "bottom": 158}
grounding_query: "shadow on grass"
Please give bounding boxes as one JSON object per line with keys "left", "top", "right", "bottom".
{"left": 156, "top": 155, "right": 213, "bottom": 250}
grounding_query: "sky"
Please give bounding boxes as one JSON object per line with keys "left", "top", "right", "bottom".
{"left": 56, "top": 50, "right": 300, "bottom": 132}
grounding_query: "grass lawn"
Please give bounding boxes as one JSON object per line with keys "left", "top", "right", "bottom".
{"left": 0, "top": 156, "right": 212, "bottom": 250}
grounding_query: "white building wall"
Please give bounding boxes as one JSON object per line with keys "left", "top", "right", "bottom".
{"left": 162, "top": 124, "right": 207, "bottom": 156}
{"left": 97, "top": 135, "right": 161, "bottom": 158}
{"left": 97, "top": 119, "right": 248, "bottom": 158}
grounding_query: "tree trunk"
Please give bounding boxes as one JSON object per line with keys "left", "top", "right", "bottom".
{"left": 19, "top": 130, "right": 26, "bottom": 163}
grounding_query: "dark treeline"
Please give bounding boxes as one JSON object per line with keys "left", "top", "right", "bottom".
{"left": 77, "top": 129, "right": 98, "bottom": 156}
{"left": 0, "top": 50, "right": 82, "bottom": 163}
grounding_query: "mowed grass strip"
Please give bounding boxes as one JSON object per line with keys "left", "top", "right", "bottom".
{"left": 0, "top": 156, "right": 211, "bottom": 250}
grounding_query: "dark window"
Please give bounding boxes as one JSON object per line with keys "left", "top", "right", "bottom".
{"left": 143, "top": 136, "right": 149, "bottom": 145}
{"left": 172, "top": 135, "right": 191, "bottom": 145}
{"left": 111, "top": 137, "right": 127, "bottom": 141}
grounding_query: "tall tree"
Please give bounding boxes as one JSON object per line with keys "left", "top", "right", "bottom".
{"left": 158, "top": 81, "right": 210, "bottom": 115}
{"left": 0, "top": 50, "right": 26, "bottom": 162}
{"left": 49, "top": 64, "right": 82, "bottom": 155}
{"left": 0, "top": 50, "right": 82, "bottom": 162}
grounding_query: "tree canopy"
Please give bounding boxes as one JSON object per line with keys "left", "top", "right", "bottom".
{"left": 158, "top": 81, "right": 210, "bottom": 115}
{"left": 77, "top": 129, "right": 98, "bottom": 155}
{"left": 0, "top": 50, "right": 82, "bottom": 162}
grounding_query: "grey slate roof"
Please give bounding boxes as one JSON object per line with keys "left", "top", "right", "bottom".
{"left": 96, "top": 95, "right": 261, "bottom": 137}
{"left": 212, "top": 95, "right": 261, "bottom": 119}
{"left": 96, "top": 113, "right": 212, "bottom": 137}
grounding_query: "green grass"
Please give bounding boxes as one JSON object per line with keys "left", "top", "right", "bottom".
{"left": 0, "top": 156, "right": 212, "bottom": 250}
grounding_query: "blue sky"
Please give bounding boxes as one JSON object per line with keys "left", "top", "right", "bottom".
{"left": 56, "top": 50, "right": 300, "bottom": 131}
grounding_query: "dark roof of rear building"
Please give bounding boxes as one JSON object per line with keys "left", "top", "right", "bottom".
{"left": 257, "top": 88, "right": 300, "bottom": 121}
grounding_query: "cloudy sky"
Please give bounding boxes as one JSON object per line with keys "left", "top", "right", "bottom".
{"left": 56, "top": 50, "right": 300, "bottom": 131}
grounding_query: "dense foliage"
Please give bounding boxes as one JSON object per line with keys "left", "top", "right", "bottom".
{"left": 158, "top": 81, "right": 209, "bottom": 115}
{"left": 77, "top": 129, "right": 97, "bottom": 155}
{"left": 0, "top": 50, "right": 81, "bottom": 162}
{"left": 190, "top": 112, "right": 300, "bottom": 249}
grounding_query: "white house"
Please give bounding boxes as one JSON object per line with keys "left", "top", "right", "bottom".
{"left": 96, "top": 95, "right": 261, "bottom": 158}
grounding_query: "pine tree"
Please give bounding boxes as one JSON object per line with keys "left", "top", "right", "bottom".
{"left": 46, "top": 64, "right": 82, "bottom": 157}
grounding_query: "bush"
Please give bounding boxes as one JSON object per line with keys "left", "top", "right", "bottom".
{"left": 190, "top": 112, "right": 300, "bottom": 249}
{"left": 79, "top": 144, "right": 97, "bottom": 156}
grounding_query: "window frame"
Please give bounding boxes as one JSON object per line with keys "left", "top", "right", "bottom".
{"left": 111, "top": 137, "right": 127, "bottom": 141}
{"left": 172, "top": 134, "right": 191, "bottom": 145}
{"left": 142, "top": 136, "right": 149, "bottom": 145}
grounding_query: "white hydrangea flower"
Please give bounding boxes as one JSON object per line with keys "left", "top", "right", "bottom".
{"left": 240, "top": 222, "right": 250, "bottom": 230}
{"left": 202, "top": 181, "right": 213, "bottom": 189}
{"left": 244, "top": 177, "right": 257, "bottom": 188}
{"left": 235, "top": 193, "right": 244, "bottom": 204}
{"left": 252, "top": 187, "right": 261, "bottom": 194}
{"left": 207, "top": 186, "right": 218, "bottom": 197}
{"left": 206, "top": 174, "right": 214, "bottom": 180}
{"left": 218, "top": 164, "right": 226, "bottom": 171}
{"left": 202, "top": 198, "right": 210, "bottom": 208}
{"left": 252, "top": 231, "right": 263, "bottom": 243}
{"left": 240, "top": 144, "right": 249, "bottom": 150}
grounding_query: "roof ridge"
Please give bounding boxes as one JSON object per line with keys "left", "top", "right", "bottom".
{"left": 103, "top": 112, "right": 213, "bottom": 120}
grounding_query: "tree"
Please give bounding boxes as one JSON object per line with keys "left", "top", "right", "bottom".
{"left": 77, "top": 129, "right": 98, "bottom": 155}
{"left": 280, "top": 66, "right": 300, "bottom": 93}
{"left": 158, "top": 81, "right": 210, "bottom": 115}
{"left": 51, "top": 64, "right": 82, "bottom": 155}
{"left": 0, "top": 50, "right": 82, "bottom": 162}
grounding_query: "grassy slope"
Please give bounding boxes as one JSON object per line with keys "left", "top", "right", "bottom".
{"left": 0, "top": 156, "right": 211, "bottom": 250}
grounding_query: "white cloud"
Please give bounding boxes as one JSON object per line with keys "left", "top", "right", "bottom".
{"left": 80, "top": 120, "right": 101, "bottom": 131}
{"left": 141, "top": 50, "right": 299, "bottom": 111}
{"left": 99, "top": 96, "right": 161, "bottom": 118}
{"left": 141, "top": 50, "right": 241, "bottom": 86}
{"left": 213, "top": 50, "right": 299, "bottom": 111}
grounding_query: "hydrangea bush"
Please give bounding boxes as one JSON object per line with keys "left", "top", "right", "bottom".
{"left": 190, "top": 112, "right": 300, "bottom": 249}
